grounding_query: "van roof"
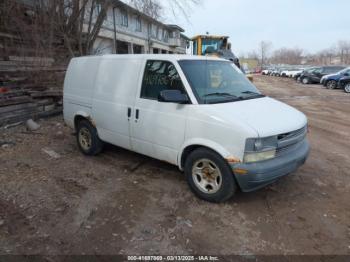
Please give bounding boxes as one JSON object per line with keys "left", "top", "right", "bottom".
{"left": 76, "top": 54, "right": 228, "bottom": 62}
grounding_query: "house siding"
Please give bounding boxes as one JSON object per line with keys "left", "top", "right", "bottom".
{"left": 89, "top": 1, "right": 188, "bottom": 55}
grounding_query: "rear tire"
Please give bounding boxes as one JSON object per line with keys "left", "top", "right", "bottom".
{"left": 76, "top": 120, "right": 104, "bottom": 156}
{"left": 344, "top": 84, "right": 350, "bottom": 93}
{"left": 326, "top": 80, "right": 337, "bottom": 89}
{"left": 185, "top": 148, "right": 237, "bottom": 203}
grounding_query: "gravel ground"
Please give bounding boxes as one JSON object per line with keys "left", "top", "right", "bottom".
{"left": 0, "top": 75, "right": 349, "bottom": 256}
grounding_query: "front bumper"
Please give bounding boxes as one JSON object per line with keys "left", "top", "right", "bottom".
{"left": 231, "top": 139, "right": 310, "bottom": 192}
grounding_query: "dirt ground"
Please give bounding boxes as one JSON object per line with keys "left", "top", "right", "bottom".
{"left": 0, "top": 75, "right": 349, "bottom": 256}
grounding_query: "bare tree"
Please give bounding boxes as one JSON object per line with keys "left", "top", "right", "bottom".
{"left": 338, "top": 40, "right": 350, "bottom": 64}
{"left": 270, "top": 47, "right": 304, "bottom": 65}
{"left": 4, "top": 0, "right": 202, "bottom": 59}
{"left": 52, "top": 0, "right": 111, "bottom": 57}
{"left": 129, "top": 0, "right": 163, "bottom": 19}
{"left": 2, "top": 0, "right": 112, "bottom": 58}
{"left": 324, "top": 47, "right": 336, "bottom": 65}
{"left": 258, "top": 41, "right": 272, "bottom": 68}
{"left": 247, "top": 50, "right": 259, "bottom": 60}
{"left": 128, "top": 0, "right": 201, "bottom": 21}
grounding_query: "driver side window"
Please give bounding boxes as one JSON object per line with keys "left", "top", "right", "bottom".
{"left": 141, "top": 60, "right": 186, "bottom": 100}
{"left": 313, "top": 68, "right": 322, "bottom": 74}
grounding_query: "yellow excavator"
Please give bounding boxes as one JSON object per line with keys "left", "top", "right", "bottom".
{"left": 191, "top": 35, "right": 253, "bottom": 81}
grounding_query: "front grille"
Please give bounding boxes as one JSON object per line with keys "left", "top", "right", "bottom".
{"left": 276, "top": 126, "right": 307, "bottom": 156}
{"left": 278, "top": 126, "right": 307, "bottom": 141}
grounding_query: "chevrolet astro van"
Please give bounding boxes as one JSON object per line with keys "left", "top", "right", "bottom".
{"left": 63, "top": 55, "right": 310, "bottom": 203}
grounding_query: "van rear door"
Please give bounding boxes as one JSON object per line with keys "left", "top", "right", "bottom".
{"left": 130, "top": 59, "right": 189, "bottom": 165}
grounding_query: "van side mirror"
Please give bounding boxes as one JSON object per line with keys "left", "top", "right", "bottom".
{"left": 158, "top": 90, "right": 189, "bottom": 104}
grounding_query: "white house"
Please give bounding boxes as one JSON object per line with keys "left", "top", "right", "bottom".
{"left": 92, "top": 0, "right": 189, "bottom": 55}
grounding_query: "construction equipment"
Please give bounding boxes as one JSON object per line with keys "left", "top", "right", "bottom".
{"left": 191, "top": 35, "right": 241, "bottom": 67}
{"left": 191, "top": 35, "right": 253, "bottom": 81}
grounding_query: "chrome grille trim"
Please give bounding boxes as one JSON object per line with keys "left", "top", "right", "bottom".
{"left": 277, "top": 126, "right": 307, "bottom": 149}
{"left": 276, "top": 126, "right": 307, "bottom": 156}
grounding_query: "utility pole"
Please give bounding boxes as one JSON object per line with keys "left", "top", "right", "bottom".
{"left": 112, "top": 6, "right": 118, "bottom": 54}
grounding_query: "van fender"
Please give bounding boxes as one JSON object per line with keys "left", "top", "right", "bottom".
{"left": 178, "top": 138, "right": 237, "bottom": 170}
{"left": 74, "top": 111, "right": 94, "bottom": 127}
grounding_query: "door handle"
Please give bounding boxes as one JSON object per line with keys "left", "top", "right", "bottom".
{"left": 127, "top": 108, "right": 132, "bottom": 118}
{"left": 135, "top": 109, "right": 139, "bottom": 120}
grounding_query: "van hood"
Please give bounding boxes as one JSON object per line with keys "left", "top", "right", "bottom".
{"left": 204, "top": 97, "right": 307, "bottom": 137}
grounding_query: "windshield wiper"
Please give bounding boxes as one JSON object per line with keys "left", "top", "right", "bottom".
{"left": 203, "top": 93, "right": 242, "bottom": 104}
{"left": 203, "top": 92, "right": 239, "bottom": 98}
{"left": 241, "top": 91, "right": 263, "bottom": 95}
{"left": 240, "top": 91, "right": 265, "bottom": 99}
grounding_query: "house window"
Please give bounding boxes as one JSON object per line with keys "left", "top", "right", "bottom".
{"left": 163, "top": 30, "right": 169, "bottom": 42}
{"left": 121, "top": 10, "right": 128, "bottom": 27}
{"left": 95, "top": 2, "right": 102, "bottom": 15}
{"left": 136, "top": 16, "right": 142, "bottom": 32}
{"left": 157, "top": 28, "right": 162, "bottom": 40}
{"left": 152, "top": 25, "right": 157, "bottom": 38}
{"left": 147, "top": 23, "right": 152, "bottom": 36}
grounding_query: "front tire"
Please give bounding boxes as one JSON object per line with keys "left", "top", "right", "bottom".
{"left": 76, "top": 120, "right": 104, "bottom": 156}
{"left": 344, "top": 83, "right": 350, "bottom": 93}
{"left": 185, "top": 148, "right": 237, "bottom": 203}
{"left": 326, "top": 80, "right": 337, "bottom": 89}
{"left": 302, "top": 77, "right": 310, "bottom": 84}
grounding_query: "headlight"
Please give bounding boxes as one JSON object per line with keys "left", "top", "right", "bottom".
{"left": 244, "top": 137, "right": 278, "bottom": 163}
{"left": 244, "top": 149, "right": 276, "bottom": 163}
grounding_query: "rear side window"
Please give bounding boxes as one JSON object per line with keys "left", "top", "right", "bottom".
{"left": 324, "top": 68, "right": 334, "bottom": 74}
{"left": 313, "top": 68, "right": 323, "bottom": 74}
{"left": 141, "top": 60, "right": 186, "bottom": 100}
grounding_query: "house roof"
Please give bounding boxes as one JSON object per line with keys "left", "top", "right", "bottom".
{"left": 166, "top": 24, "right": 185, "bottom": 33}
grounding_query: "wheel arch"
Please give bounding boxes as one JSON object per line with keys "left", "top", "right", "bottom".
{"left": 178, "top": 139, "right": 239, "bottom": 171}
{"left": 74, "top": 112, "right": 93, "bottom": 130}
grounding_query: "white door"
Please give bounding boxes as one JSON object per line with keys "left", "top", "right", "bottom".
{"left": 92, "top": 58, "right": 143, "bottom": 150}
{"left": 130, "top": 60, "right": 190, "bottom": 165}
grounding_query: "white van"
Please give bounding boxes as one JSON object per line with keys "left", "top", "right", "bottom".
{"left": 64, "top": 55, "right": 310, "bottom": 202}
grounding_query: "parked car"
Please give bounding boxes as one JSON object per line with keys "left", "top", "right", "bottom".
{"left": 277, "top": 68, "right": 286, "bottom": 77}
{"left": 338, "top": 76, "right": 350, "bottom": 93}
{"left": 272, "top": 68, "right": 285, "bottom": 77}
{"left": 300, "top": 66, "right": 346, "bottom": 84}
{"left": 320, "top": 67, "right": 350, "bottom": 89}
{"left": 281, "top": 69, "right": 295, "bottom": 77}
{"left": 287, "top": 69, "right": 304, "bottom": 78}
{"left": 294, "top": 71, "right": 303, "bottom": 81}
{"left": 64, "top": 55, "right": 310, "bottom": 203}
{"left": 261, "top": 69, "right": 270, "bottom": 75}
{"left": 270, "top": 69, "right": 279, "bottom": 76}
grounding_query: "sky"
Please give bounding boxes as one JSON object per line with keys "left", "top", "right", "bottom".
{"left": 168, "top": 0, "right": 350, "bottom": 56}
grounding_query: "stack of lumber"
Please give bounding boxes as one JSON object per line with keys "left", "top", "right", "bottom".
{"left": 0, "top": 60, "right": 66, "bottom": 127}
{"left": 0, "top": 28, "right": 67, "bottom": 127}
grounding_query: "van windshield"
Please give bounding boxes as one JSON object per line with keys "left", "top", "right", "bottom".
{"left": 179, "top": 60, "right": 264, "bottom": 104}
